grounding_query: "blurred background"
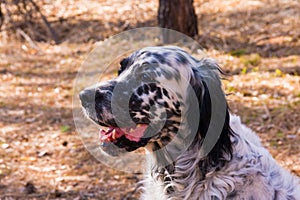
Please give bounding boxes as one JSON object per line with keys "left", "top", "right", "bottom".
{"left": 0, "top": 0, "right": 299, "bottom": 199}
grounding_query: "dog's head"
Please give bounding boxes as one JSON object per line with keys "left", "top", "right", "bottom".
{"left": 80, "top": 46, "right": 233, "bottom": 165}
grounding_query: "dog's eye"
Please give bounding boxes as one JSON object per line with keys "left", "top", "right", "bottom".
{"left": 141, "top": 62, "right": 151, "bottom": 69}
{"left": 142, "top": 73, "right": 153, "bottom": 82}
{"left": 139, "top": 63, "right": 156, "bottom": 82}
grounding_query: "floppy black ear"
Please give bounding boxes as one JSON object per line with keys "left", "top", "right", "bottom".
{"left": 118, "top": 51, "right": 140, "bottom": 75}
{"left": 118, "top": 57, "right": 129, "bottom": 75}
{"left": 187, "top": 62, "right": 234, "bottom": 171}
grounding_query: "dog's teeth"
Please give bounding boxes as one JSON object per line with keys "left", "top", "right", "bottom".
{"left": 137, "top": 124, "right": 141, "bottom": 128}
{"left": 112, "top": 129, "right": 116, "bottom": 140}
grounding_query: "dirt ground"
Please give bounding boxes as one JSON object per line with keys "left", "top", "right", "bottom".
{"left": 0, "top": 0, "right": 299, "bottom": 199}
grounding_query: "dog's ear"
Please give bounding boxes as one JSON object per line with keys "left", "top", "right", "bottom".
{"left": 118, "top": 57, "right": 129, "bottom": 75}
{"left": 187, "top": 59, "right": 233, "bottom": 171}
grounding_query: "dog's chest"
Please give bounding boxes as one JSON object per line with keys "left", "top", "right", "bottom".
{"left": 141, "top": 175, "right": 168, "bottom": 200}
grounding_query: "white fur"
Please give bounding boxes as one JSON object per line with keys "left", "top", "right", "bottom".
{"left": 141, "top": 114, "right": 300, "bottom": 200}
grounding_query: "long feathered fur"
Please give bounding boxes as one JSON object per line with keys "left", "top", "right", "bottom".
{"left": 81, "top": 46, "right": 300, "bottom": 199}
{"left": 140, "top": 54, "right": 300, "bottom": 200}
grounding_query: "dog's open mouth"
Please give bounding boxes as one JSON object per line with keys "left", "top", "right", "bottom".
{"left": 100, "top": 124, "right": 148, "bottom": 143}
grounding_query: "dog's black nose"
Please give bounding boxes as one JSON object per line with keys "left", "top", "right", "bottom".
{"left": 79, "top": 89, "right": 95, "bottom": 105}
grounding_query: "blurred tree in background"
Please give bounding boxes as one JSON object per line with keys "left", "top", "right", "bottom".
{"left": 158, "top": 0, "right": 198, "bottom": 42}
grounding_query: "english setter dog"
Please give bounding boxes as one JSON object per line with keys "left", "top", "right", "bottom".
{"left": 80, "top": 46, "right": 300, "bottom": 199}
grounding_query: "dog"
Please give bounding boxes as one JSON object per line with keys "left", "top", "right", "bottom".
{"left": 79, "top": 46, "right": 300, "bottom": 199}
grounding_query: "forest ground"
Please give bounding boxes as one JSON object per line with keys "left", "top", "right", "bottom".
{"left": 0, "top": 0, "right": 299, "bottom": 199}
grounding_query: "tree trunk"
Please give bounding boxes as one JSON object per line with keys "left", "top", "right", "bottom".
{"left": 158, "top": 0, "right": 198, "bottom": 43}
{"left": 0, "top": 3, "right": 3, "bottom": 29}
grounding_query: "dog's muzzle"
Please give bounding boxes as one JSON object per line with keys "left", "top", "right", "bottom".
{"left": 79, "top": 84, "right": 152, "bottom": 155}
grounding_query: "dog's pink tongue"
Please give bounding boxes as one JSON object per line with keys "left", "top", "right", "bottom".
{"left": 124, "top": 125, "right": 148, "bottom": 142}
{"left": 100, "top": 125, "right": 148, "bottom": 142}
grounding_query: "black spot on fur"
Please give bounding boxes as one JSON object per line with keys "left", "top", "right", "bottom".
{"left": 161, "top": 136, "right": 171, "bottom": 145}
{"left": 175, "top": 53, "right": 189, "bottom": 64}
{"left": 163, "top": 52, "right": 171, "bottom": 58}
{"left": 152, "top": 141, "right": 161, "bottom": 151}
{"left": 162, "top": 88, "right": 170, "bottom": 99}
{"left": 151, "top": 52, "right": 166, "bottom": 64}
{"left": 143, "top": 84, "right": 149, "bottom": 94}
{"left": 156, "top": 88, "right": 163, "bottom": 99}
{"left": 227, "top": 191, "right": 237, "bottom": 199}
{"left": 164, "top": 120, "right": 180, "bottom": 127}
{"left": 149, "top": 99, "right": 155, "bottom": 106}
{"left": 173, "top": 101, "right": 180, "bottom": 110}
{"left": 143, "top": 52, "right": 151, "bottom": 57}
{"left": 142, "top": 104, "right": 150, "bottom": 111}
{"left": 166, "top": 109, "right": 174, "bottom": 118}
{"left": 149, "top": 83, "right": 157, "bottom": 92}
{"left": 164, "top": 102, "right": 169, "bottom": 108}
{"left": 171, "top": 108, "right": 181, "bottom": 117}
{"left": 137, "top": 87, "right": 143, "bottom": 96}
{"left": 168, "top": 126, "right": 178, "bottom": 133}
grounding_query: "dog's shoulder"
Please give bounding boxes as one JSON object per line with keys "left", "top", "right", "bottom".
{"left": 229, "top": 114, "right": 262, "bottom": 147}
{"left": 228, "top": 114, "right": 300, "bottom": 199}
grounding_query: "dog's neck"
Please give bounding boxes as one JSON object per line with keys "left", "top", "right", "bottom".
{"left": 144, "top": 130, "right": 233, "bottom": 199}
{"left": 145, "top": 144, "right": 214, "bottom": 197}
{"left": 143, "top": 108, "right": 234, "bottom": 197}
